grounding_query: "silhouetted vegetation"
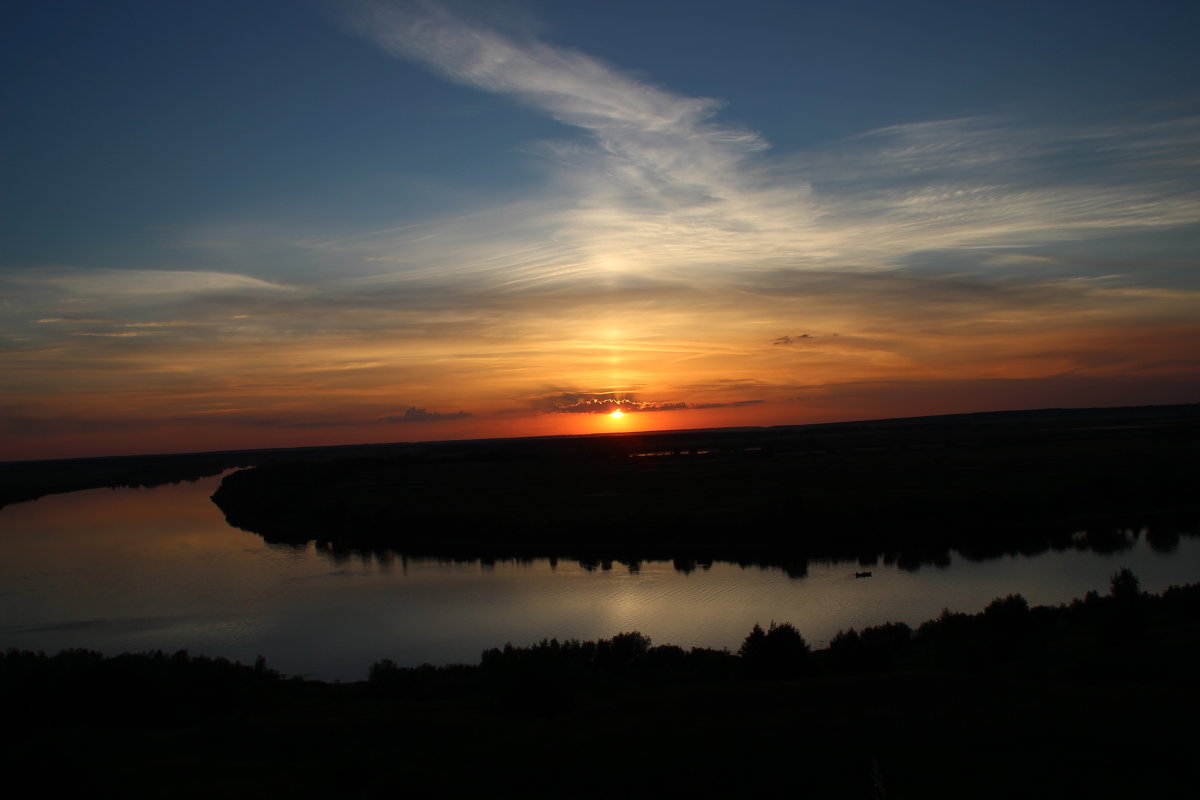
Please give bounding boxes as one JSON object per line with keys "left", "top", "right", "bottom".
{"left": 4, "top": 575, "right": 1197, "bottom": 797}
{"left": 4, "top": 576, "right": 1197, "bottom": 797}
{"left": 207, "top": 404, "right": 1200, "bottom": 570}
{"left": 8, "top": 571, "right": 1188, "bottom": 705}
{"left": 357, "top": 571, "right": 1199, "bottom": 692}
{"left": 7, "top": 405, "right": 1197, "bottom": 575}
{"left": 6, "top": 405, "right": 1200, "bottom": 796}
{"left": 737, "top": 621, "right": 811, "bottom": 678}
{"left": 0, "top": 648, "right": 288, "bottom": 729}
{"left": 829, "top": 621, "right": 912, "bottom": 673}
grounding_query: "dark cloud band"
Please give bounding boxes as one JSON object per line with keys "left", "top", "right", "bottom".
{"left": 535, "top": 392, "right": 761, "bottom": 414}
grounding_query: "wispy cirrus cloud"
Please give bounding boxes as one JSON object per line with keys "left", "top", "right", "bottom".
{"left": 6, "top": 268, "right": 291, "bottom": 299}
{"left": 3, "top": 1, "right": 1197, "bottom": 460}
{"left": 333, "top": 1, "right": 1199, "bottom": 297}
{"left": 25, "top": 2, "right": 1183, "bottom": 332}
{"left": 339, "top": 0, "right": 809, "bottom": 284}
{"left": 787, "top": 114, "right": 1200, "bottom": 267}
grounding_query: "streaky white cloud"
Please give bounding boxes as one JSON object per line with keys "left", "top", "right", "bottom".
{"left": 0, "top": 267, "right": 299, "bottom": 352}
{"left": 326, "top": 2, "right": 1199, "bottom": 301}
{"left": 342, "top": 0, "right": 808, "bottom": 282}
{"left": 348, "top": 1, "right": 760, "bottom": 146}
{"left": 793, "top": 114, "right": 1200, "bottom": 260}
{"left": 7, "top": 268, "right": 291, "bottom": 299}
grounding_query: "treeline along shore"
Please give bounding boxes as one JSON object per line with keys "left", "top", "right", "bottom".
{"left": 208, "top": 404, "right": 1200, "bottom": 567}
{"left": 4, "top": 574, "right": 1197, "bottom": 797}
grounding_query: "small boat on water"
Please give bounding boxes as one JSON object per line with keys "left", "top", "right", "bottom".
{"left": 855, "top": 571, "right": 873, "bottom": 578}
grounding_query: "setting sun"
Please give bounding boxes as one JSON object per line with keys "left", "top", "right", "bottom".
{"left": 610, "top": 410, "right": 624, "bottom": 419}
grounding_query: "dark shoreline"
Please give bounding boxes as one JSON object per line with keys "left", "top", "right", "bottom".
{"left": 209, "top": 403, "right": 1200, "bottom": 569}
{"left": 5, "top": 402, "right": 1197, "bottom": 510}
{"left": 4, "top": 575, "right": 1197, "bottom": 797}
{"left": 6, "top": 404, "right": 1198, "bottom": 794}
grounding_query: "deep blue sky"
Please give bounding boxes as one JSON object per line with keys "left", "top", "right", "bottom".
{"left": 7, "top": 0, "right": 1196, "bottom": 266}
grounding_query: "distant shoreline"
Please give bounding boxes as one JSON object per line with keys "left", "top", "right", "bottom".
{"left": 4, "top": 403, "right": 1198, "bottom": 507}
{"left": 207, "top": 403, "right": 1200, "bottom": 568}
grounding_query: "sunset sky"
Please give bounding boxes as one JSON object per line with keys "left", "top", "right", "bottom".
{"left": 3, "top": 0, "right": 1198, "bottom": 460}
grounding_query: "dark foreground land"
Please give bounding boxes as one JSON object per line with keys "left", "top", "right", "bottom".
{"left": 209, "top": 404, "right": 1200, "bottom": 567}
{"left": 5, "top": 405, "right": 1197, "bottom": 797}
{"left": 4, "top": 574, "right": 1197, "bottom": 798}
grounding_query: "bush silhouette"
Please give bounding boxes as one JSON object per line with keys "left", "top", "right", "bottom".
{"left": 1109, "top": 568, "right": 1141, "bottom": 600}
{"left": 739, "top": 621, "right": 810, "bottom": 679}
{"left": 1105, "top": 568, "right": 1148, "bottom": 644}
{"left": 829, "top": 622, "right": 912, "bottom": 673}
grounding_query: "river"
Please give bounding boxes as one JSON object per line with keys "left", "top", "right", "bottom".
{"left": 1, "top": 472, "right": 1196, "bottom": 681}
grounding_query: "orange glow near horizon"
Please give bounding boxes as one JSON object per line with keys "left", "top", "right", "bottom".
{"left": 5, "top": 295, "right": 1200, "bottom": 462}
{"left": 4, "top": 5, "right": 1200, "bottom": 466}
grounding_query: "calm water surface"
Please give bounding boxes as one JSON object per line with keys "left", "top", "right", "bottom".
{"left": 2, "top": 473, "right": 1197, "bottom": 681}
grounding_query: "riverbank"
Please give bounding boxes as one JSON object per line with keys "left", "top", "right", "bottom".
{"left": 211, "top": 404, "right": 1200, "bottom": 568}
{"left": 5, "top": 574, "right": 1196, "bottom": 797}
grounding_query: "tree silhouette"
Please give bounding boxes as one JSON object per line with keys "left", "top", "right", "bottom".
{"left": 1109, "top": 568, "right": 1141, "bottom": 600}
{"left": 739, "top": 621, "right": 810, "bottom": 679}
